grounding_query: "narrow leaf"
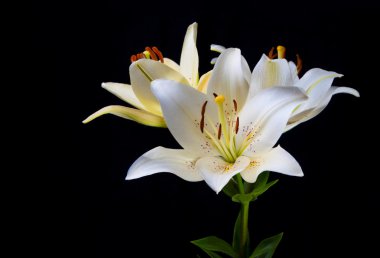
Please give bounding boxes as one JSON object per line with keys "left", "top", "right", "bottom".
{"left": 203, "top": 250, "right": 224, "bottom": 258}
{"left": 253, "top": 172, "right": 269, "bottom": 189}
{"left": 223, "top": 179, "right": 239, "bottom": 198}
{"left": 191, "top": 236, "right": 238, "bottom": 258}
{"left": 252, "top": 179, "right": 279, "bottom": 198}
{"left": 232, "top": 193, "right": 255, "bottom": 204}
{"left": 249, "top": 232, "right": 283, "bottom": 258}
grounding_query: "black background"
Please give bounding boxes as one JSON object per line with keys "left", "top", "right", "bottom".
{"left": 35, "top": 1, "right": 379, "bottom": 257}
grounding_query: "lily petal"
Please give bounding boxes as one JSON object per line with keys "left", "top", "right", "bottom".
{"left": 163, "top": 58, "right": 181, "bottom": 72}
{"left": 249, "top": 54, "right": 295, "bottom": 97}
{"left": 126, "top": 146, "right": 202, "bottom": 181}
{"left": 196, "top": 156, "right": 250, "bottom": 193}
{"left": 197, "top": 71, "right": 212, "bottom": 93}
{"left": 130, "top": 59, "right": 190, "bottom": 116}
{"left": 238, "top": 87, "right": 307, "bottom": 155}
{"left": 101, "top": 82, "right": 146, "bottom": 111}
{"left": 180, "top": 22, "right": 199, "bottom": 87}
{"left": 207, "top": 48, "right": 250, "bottom": 112}
{"left": 289, "top": 61, "right": 300, "bottom": 83}
{"left": 151, "top": 79, "right": 219, "bottom": 156}
{"left": 241, "top": 146, "right": 303, "bottom": 183}
{"left": 293, "top": 68, "right": 342, "bottom": 115}
{"left": 286, "top": 86, "right": 360, "bottom": 130}
{"left": 82, "top": 105, "right": 166, "bottom": 127}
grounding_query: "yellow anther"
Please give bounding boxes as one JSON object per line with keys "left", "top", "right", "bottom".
{"left": 215, "top": 95, "right": 225, "bottom": 104}
{"left": 277, "top": 45, "right": 286, "bottom": 59}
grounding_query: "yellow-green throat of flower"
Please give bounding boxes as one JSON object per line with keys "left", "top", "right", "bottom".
{"left": 200, "top": 95, "right": 255, "bottom": 163}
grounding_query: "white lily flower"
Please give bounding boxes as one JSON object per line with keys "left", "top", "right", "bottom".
{"left": 126, "top": 49, "right": 307, "bottom": 193}
{"left": 249, "top": 46, "right": 360, "bottom": 130}
{"left": 83, "top": 22, "right": 212, "bottom": 127}
{"left": 210, "top": 45, "right": 359, "bottom": 130}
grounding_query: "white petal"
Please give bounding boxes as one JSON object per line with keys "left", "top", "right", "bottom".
{"left": 293, "top": 68, "right": 342, "bottom": 115}
{"left": 249, "top": 54, "right": 295, "bottom": 97}
{"left": 286, "top": 86, "right": 360, "bottom": 130}
{"left": 151, "top": 79, "right": 219, "bottom": 156}
{"left": 197, "top": 71, "right": 212, "bottom": 93}
{"left": 289, "top": 61, "right": 300, "bottom": 83}
{"left": 210, "top": 57, "right": 218, "bottom": 65}
{"left": 238, "top": 87, "right": 307, "bottom": 155}
{"left": 130, "top": 59, "right": 190, "bottom": 116}
{"left": 101, "top": 82, "right": 146, "bottom": 110}
{"left": 163, "top": 58, "right": 181, "bottom": 72}
{"left": 296, "top": 68, "right": 342, "bottom": 92}
{"left": 180, "top": 22, "right": 199, "bottom": 87}
{"left": 210, "top": 44, "right": 226, "bottom": 53}
{"left": 196, "top": 156, "right": 250, "bottom": 193}
{"left": 126, "top": 147, "right": 202, "bottom": 182}
{"left": 241, "top": 146, "right": 303, "bottom": 183}
{"left": 207, "top": 48, "right": 250, "bottom": 112}
{"left": 82, "top": 105, "right": 166, "bottom": 127}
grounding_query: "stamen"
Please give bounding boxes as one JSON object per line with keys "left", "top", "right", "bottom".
{"left": 218, "top": 124, "right": 222, "bottom": 140}
{"left": 235, "top": 117, "right": 239, "bottom": 134}
{"left": 137, "top": 53, "right": 144, "bottom": 60}
{"left": 213, "top": 93, "right": 218, "bottom": 98}
{"left": 201, "top": 101, "right": 208, "bottom": 116}
{"left": 130, "top": 46, "right": 164, "bottom": 63}
{"left": 145, "top": 47, "right": 158, "bottom": 61}
{"left": 268, "top": 47, "right": 278, "bottom": 59}
{"left": 200, "top": 101, "right": 208, "bottom": 133}
{"left": 277, "top": 45, "right": 286, "bottom": 59}
{"left": 214, "top": 95, "right": 229, "bottom": 144}
{"left": 296, "top": 54, "right": 302, "bottom": 74}
{"left": 233, "top": 99, "right": 237, "bottom": 112}
{"left": 152, "top": 47, "right": 164, "bottom": 63}
{"left": 200, "top": 117, "right": 205, "bottom": 133}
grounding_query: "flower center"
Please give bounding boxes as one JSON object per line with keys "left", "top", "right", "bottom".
{"left": 199, "top": 95, "right": 254, "bottom": 163}
{"left": 267, "top": 45, "right": 302, "bottom": 74}
{"left": 130, "top": 46, "right": 164, "bottom": 63}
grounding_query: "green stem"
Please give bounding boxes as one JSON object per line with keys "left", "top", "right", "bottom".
{"left": 241, "top": 202, "right": 249, "bottom": 257}
{"left": 235, "top": 174, "right": 250, "bottom": 257}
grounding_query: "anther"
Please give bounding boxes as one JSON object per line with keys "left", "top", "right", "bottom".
{"left": 130, "top": 46, "right": 164, "bottom": 63}
{"left": 152, "top": 47, "right": 164, "bottom": 63}
{"left": 201, "top": 101, "right": 208, "bottom": 116}
{"left": 268, "top": 47, "right": 277, "bottom": 59}
{"left": 200, "top": 117, "right": 205, "bottom": 133}
{"left": 235, "top": 117, "right": 240, "bottom": 134}
{"left": 233, "top": 99, "right": 237, "bottom": 112}
{"left": 218, "top": 124, "right": 222, "bottom": 140}
{"left": 213, "top": 93, "right": 218, "bottom": 98}
{"left": 277, "top": 45, "right": 286, "bottom": 59}
{"left": 296, "top": 54, "right": 302, "bottom": 74}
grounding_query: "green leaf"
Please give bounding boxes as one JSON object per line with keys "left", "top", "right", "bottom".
{"left": 232, "top": 193, "right": 255, "bottom": 204}
{"left": 253, "top": 172, "right": 270, "bottom": 189}
{"left": 252, "top": 179, "right": 279, "bottom": 198}
{"left": 191, "top": 236, "right": 238, "bottom": 258}
{"left": 223, "top": 179, "right": 239, "bottom": 198}
{"left": 249, "top": 232, "right": 283, "bottom": 258}
{"left": 203, "top": 250, "right": 224, "bottom": 258}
